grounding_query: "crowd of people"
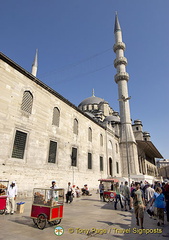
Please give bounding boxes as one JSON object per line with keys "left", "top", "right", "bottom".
{"left": 65, "top": 182, "right": 92, "bottom": 203}
{"left": 2, "top": 178, "right": 169, "bottom": 229}
{"left": 99, "top": 179, "right": 169, "bottom": 229}
{"left": 50, "top": 181, "right": 91, "bottom": 204}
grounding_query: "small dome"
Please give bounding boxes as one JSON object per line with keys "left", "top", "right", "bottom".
{"left": 104, "top": 115, "right": 120, "bottom": 123}
{"left": 133, "top": 119, "right": 142, "bottom": 125}
{"left": 143, "top": 131, "right": 150, "bottom": 137}
{"left": 78, "top": 96, "right": 104, "bottom": 107}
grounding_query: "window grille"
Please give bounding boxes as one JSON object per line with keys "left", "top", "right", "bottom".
{"left": 100, "top": 156, "right": 103, "bottom": 171}
{"left": 109, "top": 158, "right": 112, "bottom": 176}
{"left": 11, "top": 130, "right": 27, "bottom": 159}
{"left": 48, "top": 141, "right": 57, "bottom": 163}
{"left": 116, "top": 162, "right": 119, "bottom": 174}
{"left": 88, "top": 153, "right": 92, "bottom": 169}
{"left": 52, "top": 107, "right": 60, "bottom": 126}
{"left": 21, "top": 91, "right": 33, "bottom": 114}
{"left": 71, "top": 147, "right": 77, "bottom": 166}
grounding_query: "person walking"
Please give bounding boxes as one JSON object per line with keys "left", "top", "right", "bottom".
{"left": 145, "top": 183, "right": 155, "bottom": 206}
{"left": 130, "top": 183, "right": 136, "bottom": 210}
{"left": 114, "top": 182, "right": 123, "bottom": 210}
{"left": 164, "top": 180, "right": 169, "bottom": 222}
{"left": 66, "top": 182, "right": 73, "bottom": 203}
{"left": 131, "top": 182, "right": 145, "bottom": 229}
{"left": 120, "top": 182, "right": 124, "bottom": 195}
{"left": 6, "top": 181, "right": 17, "bottom": 215}
{"left": 150, "top": 187, "right": 165, "bottom": 226}
{"left": 123, "top": 181, "right": 131, "bottom": 211}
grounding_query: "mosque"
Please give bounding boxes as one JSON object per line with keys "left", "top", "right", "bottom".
{"left": 0, "top": 14, "right": 163, "bottom": 196}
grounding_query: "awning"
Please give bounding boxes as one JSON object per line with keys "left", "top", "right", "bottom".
{"left": 136, "top": 140, "right": 163, "bottom": 158}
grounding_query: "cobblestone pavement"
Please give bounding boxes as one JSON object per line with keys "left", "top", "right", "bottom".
{"left": 0, "top": 192, "right": 169, "bottom": 240}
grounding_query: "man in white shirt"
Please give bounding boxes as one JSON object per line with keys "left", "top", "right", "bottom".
{"left": 50, "top": 180, "right": 58, "bottom": 190}
{"left": 145, "top": 183, "right": 155, "bottom": 205}
{"left": 6, "top": 181, "right": 17, "bottom": 215}
{"left": 49, "top": 180, "right": 58, "bottom": 201}
{"left": 120, "top": 182, "right": 124, "bottom": 195}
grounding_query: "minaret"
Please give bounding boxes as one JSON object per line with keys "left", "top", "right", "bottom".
{"left": 113, "top": 13, "right": 139, "bottom": 178}
{"left": 31, "top": 49, "right": 38, "bottom": 77}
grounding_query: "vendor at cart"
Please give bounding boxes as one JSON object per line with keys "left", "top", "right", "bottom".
{"left": 50, "top": 180, "right": 58, "bottom": 190}
{"left": 48, "top": 180, "right": 58, "bottom": 201}
{"left": 6, "top": 181, "right": 17, "bottom": 215}
{"left": 99, "top": 182, "right": 104, "bottom": 200}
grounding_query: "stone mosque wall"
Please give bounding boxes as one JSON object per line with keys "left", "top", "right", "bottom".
{"left": 0, "top": 57, "right": 121, "bottom": 197}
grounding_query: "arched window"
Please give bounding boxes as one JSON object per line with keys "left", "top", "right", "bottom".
{"left": 88, "top": 127, "right": 92, "bottom": 142}
{"left": 73, "top": 119, "right": 78, "bottom": 135}
{"left": 108, "top": 140, "right": 113, "bottom": 150}
{"left": 100, "top": 134, "right": 103, "bottom": 146}
{"left": 52, "top": 107, "right": 60, "bottom": 126}
{"left": 21, "top": 91, "right": 33, "bottom": 114}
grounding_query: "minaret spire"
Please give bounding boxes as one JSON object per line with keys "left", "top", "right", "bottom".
{"left": 31, "top": 49, "right": 38, "bottom": 77}
{"left": 114, "top": 12, "right": 121, "bottom": 33}
{"left": 113, "top": 13, "right": 139, "bottom": 178}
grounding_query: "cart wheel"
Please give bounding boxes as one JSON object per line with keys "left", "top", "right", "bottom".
{"left": 0, "top": 209, "right": 5, "bottom": 215}
{"left": 33, "top": 218, "right": 37, "bottom": 225}
{"left": 36, "top": 214, "right": 47, "bottom": 230}
{"left": 53, "top": 219, "right": 61, "bottom": 225}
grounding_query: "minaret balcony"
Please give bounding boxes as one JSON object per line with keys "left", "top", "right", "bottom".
{"left": 114, "top": 57, "right": 127, "bottom": 68}
{"left": 113, "top": 42, "right": 126, "bottom": 52}
{"left": 114, "top": 72, "right": 129, "bottom": 82}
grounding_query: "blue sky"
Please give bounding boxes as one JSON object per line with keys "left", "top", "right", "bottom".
{"left": 1, "top": 0, "right": 169, "bottom": 159}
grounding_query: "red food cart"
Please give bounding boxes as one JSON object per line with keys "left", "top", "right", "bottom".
{"left": 98, "top": 179, "right": 118, "bottom": 202}
{"left": 31, "top": 188, "right": 64, "bottom": 229}
{"left": 0, "top": 180, "right": 9, "bottom": 214}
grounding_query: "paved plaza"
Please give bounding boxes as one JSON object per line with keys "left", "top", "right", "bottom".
{"left": 0, "top": 192, "right": 169, "bottom": 240}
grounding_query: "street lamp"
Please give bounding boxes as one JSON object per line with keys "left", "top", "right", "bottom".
{"left": 118, "top": 95, "right": 131, "bottom": 186}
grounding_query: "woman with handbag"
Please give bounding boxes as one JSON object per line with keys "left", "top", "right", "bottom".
{"left": 150, "top": 187, "right": 165, "bottom": 226}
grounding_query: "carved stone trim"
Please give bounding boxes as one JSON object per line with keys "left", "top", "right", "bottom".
{"left": 113, "top": 42, "right": 126, "bottom": 52}
{"left": 114, "top": 72, "right": 129, "bottom": 82}
{"left": 114, "top": 57, "right": 127, "bottom": 68}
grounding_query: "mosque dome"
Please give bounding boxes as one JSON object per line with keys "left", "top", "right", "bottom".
{"left": 78, "top": 95, "right": 104, "bottom": 108}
